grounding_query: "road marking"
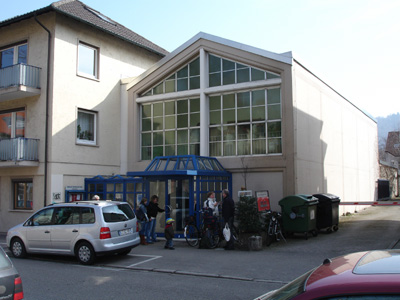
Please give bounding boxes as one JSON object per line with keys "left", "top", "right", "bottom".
{"left": 126, "top": 254, "right": 162, "bottom": 267}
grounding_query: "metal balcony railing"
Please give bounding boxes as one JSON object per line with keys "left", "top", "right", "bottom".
{"left": 0, "top": 64, "right": 41, "bottom": 89}
{"left": 0, "top": 138, "right": 39, "bottom": 161}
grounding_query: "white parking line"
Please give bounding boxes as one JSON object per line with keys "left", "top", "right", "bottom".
{"left": 127, "top": 254, "right": 162, "bottom": 267}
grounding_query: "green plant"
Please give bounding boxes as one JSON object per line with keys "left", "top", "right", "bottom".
{"left": 236, "top": 196, "right": 263, "bottom": 233}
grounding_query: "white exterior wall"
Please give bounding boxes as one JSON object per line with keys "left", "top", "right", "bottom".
{"left": 292, "top": 60, "right": 379, "bottom": 214}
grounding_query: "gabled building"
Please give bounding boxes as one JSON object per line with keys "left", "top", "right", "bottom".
{"left": 125, "top": 33, "right": 379, "bottom": 215}
{"left": 0, "top": 0, "right": 167, "bottom": 232}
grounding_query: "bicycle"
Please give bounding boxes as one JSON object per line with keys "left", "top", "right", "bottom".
{"left": 184, "top": 210, "right": 221, "bottom": 249}
{"left": 265, "top": 210, "right": 286, "bottom": 246}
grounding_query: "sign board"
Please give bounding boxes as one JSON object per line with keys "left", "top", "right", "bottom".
{"left": 256, "top": 190, "right": 270, "bottom": 211}
{"left": 238, "top": 190, "right": 252, "bottom": 198}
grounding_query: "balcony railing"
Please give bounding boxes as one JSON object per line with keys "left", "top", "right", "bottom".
{"left": 0, "top": 64, "right": 41, "bottom": 89}
{"left": 0, "top": 138, "right": 39, "bottom": 162}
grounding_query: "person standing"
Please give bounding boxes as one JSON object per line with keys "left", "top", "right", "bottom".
{"left": 138, "top": 198, "right": 149, "bottom": 245}
{"left": 222, "top": 189, "right": 235, "bottom": 250}
{"left": 164, "top": 218, "right": 175, "bottom": 250}
{"left": 146, "top": 195, "right": 165, "bottom": 243}
{"left": 204, "top": 191, "right": 219, "bottom": 217}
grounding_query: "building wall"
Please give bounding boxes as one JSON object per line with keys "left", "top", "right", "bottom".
{"left": 292, "top": 60, "right": 379, "bottom": 214}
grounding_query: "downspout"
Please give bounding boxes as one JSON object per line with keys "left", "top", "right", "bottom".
{"left": 34, "top": 14, "right": 51, "bottom": 207}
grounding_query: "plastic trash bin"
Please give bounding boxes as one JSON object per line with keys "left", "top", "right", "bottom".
{"left": 279, "top": 194, "right": 319, "bottom": 239}
{"left": 313, "top": 193, "right": 340, "bottom": 233}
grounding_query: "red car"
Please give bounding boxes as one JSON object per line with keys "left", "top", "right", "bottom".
{"left": 255, "top": 250, "right": 400, "bottom": 299}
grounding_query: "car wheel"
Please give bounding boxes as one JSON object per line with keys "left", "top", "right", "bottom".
{"left": 10, "top": 238, "right": 27, "bottom": 258}
{"left": 75, "top": 242, "right": 96, "bottom": 265}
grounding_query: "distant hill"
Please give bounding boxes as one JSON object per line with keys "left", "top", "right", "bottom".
{"left": 377, "top": 113, "right": 400, "bottom": 148}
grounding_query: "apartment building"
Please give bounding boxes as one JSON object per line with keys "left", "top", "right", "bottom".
{"left": 0, "top": 0, "right": 167, "bottom": 232}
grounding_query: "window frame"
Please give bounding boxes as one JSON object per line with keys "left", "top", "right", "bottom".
{"left": 76, "top": 108, "right": 98, "bottom": 146}
{"left": 0, "top": 108, "right": 25, "bottom": 139}
{"left": 13, "top": 179, "right": 33, "bottom": 210}
{"left": 77, "top": 41, "right": 99, "bottom": 80}
{"left": 0, "top": 41, "right": 28, "bottom": 68}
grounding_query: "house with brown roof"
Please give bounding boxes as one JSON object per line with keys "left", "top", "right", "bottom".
{"left": 0, "top": 0, "right": 167, "bottom": 232}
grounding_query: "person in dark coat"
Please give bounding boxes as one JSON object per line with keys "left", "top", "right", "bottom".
{"left": 222, "top": 189, "right": 235, "bottom": 250}
{"left": 146, "top": 195, "right": 165, "bottom": 243}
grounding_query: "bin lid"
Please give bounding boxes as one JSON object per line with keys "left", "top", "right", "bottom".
{"left": 313, "top": 193, "right": 341, "bottom": 203}
{"left": 279, "top": 194, "right": 319, "bottom": 206}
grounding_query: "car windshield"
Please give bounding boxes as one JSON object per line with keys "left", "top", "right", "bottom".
{"left": 261, "top": 268, "right": 314, "bottom": 300}
{"left": 102, "top": 204, "right": 135, "bottom": 223}
{"left": 0, "top": 248, "right": 12, "bottom": 270}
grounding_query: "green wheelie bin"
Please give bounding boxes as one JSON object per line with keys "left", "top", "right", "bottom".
{"left": 279, "top": 194, "right": 319, "bottom": 239}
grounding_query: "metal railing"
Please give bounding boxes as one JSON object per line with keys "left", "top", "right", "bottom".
{"left": 0, "top": 64, "right": 41, "bottom": 89}
{"left": 0, "top": 138, "right": 39, "bottom": 161}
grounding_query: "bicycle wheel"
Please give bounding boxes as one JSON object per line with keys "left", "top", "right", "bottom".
{"left": 206, "top": 229, "right": 220, "bottom": 249}
{"left": 184, "top": 224, "right": 199, "bottom": 247}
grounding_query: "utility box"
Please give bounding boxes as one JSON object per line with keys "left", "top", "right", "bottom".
{"left": 313, "top": 193, "right": 340, "bottom": 233}
{"left": 279, "top": 195, "right": 319, "bottom": 239}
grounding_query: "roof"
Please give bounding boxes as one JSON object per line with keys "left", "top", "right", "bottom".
{"left": 386, "top": 131, "right": 400, "bottom": 157}
{"left": 0, "top": 0, "right": 168, "bottom": 57}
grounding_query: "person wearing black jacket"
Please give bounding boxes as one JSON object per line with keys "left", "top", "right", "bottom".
{"left": 222, "top": 189, "right": 235, "bottom": 250}
{"left": 146, "top": 195, "right": 165, "bottom": 243}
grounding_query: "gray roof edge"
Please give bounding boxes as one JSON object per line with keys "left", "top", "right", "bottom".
{"left": 127, "top": 31, "right": 293, "bottom": 89}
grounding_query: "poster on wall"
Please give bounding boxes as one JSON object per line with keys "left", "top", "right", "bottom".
{"left": 256, "top": 190, "right": 270, "bottom": 211}
{"left": 238, "top": 190, "right": 252, "bottom": 198}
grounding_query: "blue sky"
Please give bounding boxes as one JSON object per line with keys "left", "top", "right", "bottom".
{"left": 1, "top": 0, "right": 399, "bottom": 118}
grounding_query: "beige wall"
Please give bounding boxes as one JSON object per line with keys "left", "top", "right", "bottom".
{"left": 292, "top": 60, "right": 379, "bottom": 215}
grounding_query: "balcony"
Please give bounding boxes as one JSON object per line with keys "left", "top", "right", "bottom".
{"left": 0, "top": 138, "right": 39, "bottom": 167}
{"left": 0, "top": 64, "right": 41, "bottom": 102}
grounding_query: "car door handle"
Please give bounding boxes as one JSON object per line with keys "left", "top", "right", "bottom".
{"left": 72, "top": 229, "right": 78, "bottom": 232}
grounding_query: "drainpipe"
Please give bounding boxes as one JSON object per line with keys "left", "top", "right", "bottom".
{"left": 34, "top": 14, "right": 51, "bottom": 207}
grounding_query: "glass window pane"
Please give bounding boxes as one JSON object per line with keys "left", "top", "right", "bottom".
{"left": 153, "top": 103, "right": 163, "bottom": 117}
{"left": 142, "top": 118, "right": 151, "bottom": 131}
{"left": 210, "top": 141, "right": 221, "bottom": 156}
{"left": 190, "top": 143, "right": 200, "bottom": 155}
{"left": 190, "top": 113, "right": 200, "bottom": 127}
{"left": 253, "top": 139, "right": 266, "bottom": 154}
{"left": 165, "top": 145, "right": 175, "bottom": 156}
{"left": 78, "top": 43, "right": 97, "bottom": 78}
{"left": 223, "top": 94, "right": 235, "bottom": 109}
{"left": 177, "top": 145, "right": 188, "bottom": 155}
{"left": 237, "top": 108, "right": 250, "bottom": 123}
{"left": 209, "top": 73, "right": 221, "bottom": 87}
{"left": 252, "top": 123, "right": 266, "bottom": 139}
{"left": 209, "top": 54, "right": 221, "bottom": 73}
{"left": 238, "top": 124, "right": 250, "bottom": 140}
{"left": 177, "top": 130, "right": 188, "bottom": 143}
{"left": 252, "top": 90, "right": 265, "bottom": 106}
{"left": 190, "top": 98, "right": 200, "bottom": 112}
{"left": 267, "top": 88, "right": 281, "bottom": 104}
{"left": 223, "top": 109, "right": 235, "bottom": 124}
{"left": 266, "top": 72, "right": 280, "bottom": 79}
{"left": 209, "top": 111, "right": 221, "bottom": 125}
{"left": 15, "top": 111, "right": 25, "bottom": 138}
{"left": 165, "top": 80, "right": 175, "bottom": 93}
{"left": 237, "top": 68, "right": 250, "bottom": 83}
{"left": 237, "top": 92, "right": 250, "bottom": 107}
{"left": 153, "top": 132, "right": 163, "bottom": 145}
{"left": 165, "top": 116, "right": 175, "bottom": 129}
{"left": 153, "top": 117, "right": 163, "bottom": 130}
{"left": 142, "top": 147, "right": 151, "bottom": 160}
{"left": 0, "top": 48, "right": 14, "bottom": 68}
{"left": 77, "top": 111, "right": 95, "bottom": 142}
{"left": 252, "top": 106, "right": 265, "bottom": 121}
{"left": 190, "top": 128, "right": 200, "bottom": 143}
{"left": 251, "top": 68, "right": 265, "bottom": 81}
{"left": 237, "top": 63, "right": 247, "bottom": 69}
{"left": 189, "top": 58, "right": 200, "bottom": 76}
{"left": 209, "top": 96, "right": 221, "bottom": 111}
{"left": 223, "top": 126, "right": 235, "bottom": 141}
{"left": 177, "top": 78, "right": 188, "bottom": 91}
{"left": 177, "top": 99, "right": 188, "bottom": 114}
{"left": 177, "top": 66, "right": 188, "bottom": 78}
{"left": 153, "top": 82, "right": 163, "bottom": 95}
{"left": 0, "top": 112, "right": 12, "bottom": 138}
{"left": 190, "top": 77, "right": 200, "bottom": 90}
{"left": 17, "top": 44, "right": 27, "bottom": 64}
{"left": 165, "top": 131, "right": 175, "bottom": 145}
{"left": 177, "top": 114, "right": 188, "bottom": 128}
{"left": 223, "top": 141, "right": 236, "bottom": 156}
{"left": 268, "top": 104, "right": 281, "bottom": 120}
{"left": 153, "top": 146, "right": 163, "bottom": 157}
{"left": 165, "top": 101, "right": 175, "bottom": 115}
{"left": 142, "top": 133, "right": 151, "bottom": 146}
{"left": 268, "top": 138, "right": 282, "bottom": 153}
{"left": 238, "top": 140, "right": 250, "bottom": 155}
{"left": 223, "top": 59, "right": 235, "bottom": 71}
{"left": 142, "top": 105, "right": 151, "bottom": 118}
{"left": 268, "top": 122, "right": 281, "bottom": 137}
{"left": 223, "top": 70, "right": 235, "bottom": 85}
{"left": 209, "top": 127, "right": 221, "bottom": 142}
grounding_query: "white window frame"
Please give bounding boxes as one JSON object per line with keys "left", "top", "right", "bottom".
{"left": 77, "top": 41, "right": 99, "bottom": 79}
{"left": 76, "top": 109, "right": 97, "bottom": 146}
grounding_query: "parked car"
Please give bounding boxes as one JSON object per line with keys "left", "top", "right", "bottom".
{"left": 0, "top": 246, "right": 24, "bottom": 300}
{"left": 255, "top": 249, "right": 400, "bottom": 299}
{"left": 7, "top": 201, "right": 140, "bottom": 265}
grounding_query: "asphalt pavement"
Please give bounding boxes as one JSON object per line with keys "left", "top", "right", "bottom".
{"left": 1, "top": 205, "right": 400, "bottom": 285}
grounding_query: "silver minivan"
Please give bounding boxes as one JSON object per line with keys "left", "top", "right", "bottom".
{"left": 6, "top": 201, "right": 140, "bottom": 264}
